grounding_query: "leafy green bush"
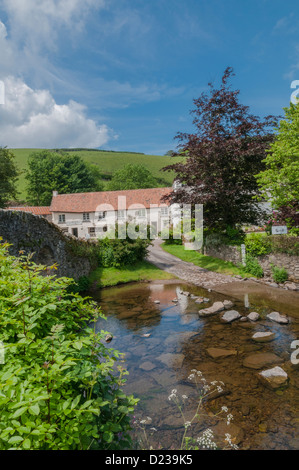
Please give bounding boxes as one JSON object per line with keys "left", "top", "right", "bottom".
{"left": 204, "top": 232, "right": 226, "bottom": 249}
{"left": 244, "top": 255, "right": 264, "bottom": 278}
{"left": 68, "top": 275, "right": 92, "bottom": 294}
{"left": 204, "top": 226, "right": 245, "bottom": 248}
{"left": 245, "top": 233, "right": 272, "bottom": 257}
{"left": 224, "top": 225, "right": 245, "bottom": 246}
{"left": 0, "top": 242, "right": 137, "bottom": 450}
{"left": 271, "top": 265, "right": 288, "bottom": 283}
{"left": 161, "top": 224, "right": 183, "bottom": 245}
{"left": 268, "top": 235, "right": 299, "bottom": 256}
{"left": 98, "top": 224, "right": 152, "bottom": 267}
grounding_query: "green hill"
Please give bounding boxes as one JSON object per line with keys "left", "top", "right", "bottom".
{"left": 10, "top": 148, "right": 181, "bottom": 202}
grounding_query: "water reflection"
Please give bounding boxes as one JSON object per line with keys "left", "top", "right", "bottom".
{"left": 92, "top": 281, "right": 299, "bottom": 450}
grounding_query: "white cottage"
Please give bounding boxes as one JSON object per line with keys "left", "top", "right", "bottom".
{"left": 49, "top": 187, "right": 174, "bottom": 239}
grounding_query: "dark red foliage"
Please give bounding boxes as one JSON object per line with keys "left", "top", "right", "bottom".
{"left": 162, "top": 67, "right": 278, "bottom": 230}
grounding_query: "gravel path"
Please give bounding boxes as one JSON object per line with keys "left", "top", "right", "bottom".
{"left": 147, "top": 239, "right": 241, "bottom": 290}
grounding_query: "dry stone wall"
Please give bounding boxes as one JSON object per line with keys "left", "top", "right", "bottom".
{"left": 205, "top": 243, "right": 299, "bottom": 281}
{"left": 0, "top": 209, "right": 95, "bottom": 279}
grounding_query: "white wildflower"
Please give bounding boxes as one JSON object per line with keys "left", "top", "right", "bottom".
{"left": 184, "top": 421, "right": 191, "bottom": 428}
{"left": 197, "top": 429, "right": 217, "bottom": 450}
{"left": 221, "top": 406, "right": 228, "bottom": 413}
{"left": 226, "top": 413, "right": 233, "bottom": 425}
{"left": 225, "top": 433, "right": 238, "bottom": 450}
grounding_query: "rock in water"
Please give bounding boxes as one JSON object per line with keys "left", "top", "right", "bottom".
{"left": 243, "top": 353, "right": 283, "bottom": 369}
{"left": 247, "top": 312, "right": 260, "bottom": 322}
{"left": 252, "top": 331, "right": 276, "bottom": 343}
{"left": 198, "top": 301, "right": 225, "bottom": 317}
{"left": 206, "top": 348, "right": 238, "bottom": 359}
{"left": 105, "top": 334, "right": 113, "bottom": 343}
{"left": 221, "top": 310, "right": 241, "bottom": 323}
{"left": 258, "top": 366, "right": 288, "bottom": 389}
{"left": 266, "top": 312, "right": 289, "bottom": 324}
{"left": 223, "top": 300, "right": 234, "bottom": 309}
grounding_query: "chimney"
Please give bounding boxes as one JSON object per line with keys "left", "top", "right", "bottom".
{"left": 53, "top": 191, "right": 58, "bottom": 197}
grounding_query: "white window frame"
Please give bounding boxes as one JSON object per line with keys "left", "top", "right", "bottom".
{"left": 83, "top": 213, "right": 90, "bottom": 222}
{"left": 58, "top": 214, "right": 66, "bottom": 224}
{"left": 135, "top": 209, "right": 146, "bottom": 218}
{"left": 118, "top": 210, "right": 126, "bottom": 219}
{"left": 161, "top": 207, "right": 168, "bottom": 216}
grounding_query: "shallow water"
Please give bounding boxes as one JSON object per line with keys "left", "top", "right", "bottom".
{"left": 92, "top": 280, "right": 299, "bottom": 450}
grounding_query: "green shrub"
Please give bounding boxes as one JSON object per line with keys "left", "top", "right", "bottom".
{"left": 68, "top": 275, "right": 92, "bottom": 294}
{"left": 161, "top": 224, "right": 183, "bottom": 245}
{"left": 244, "top": 255, "right": 264, "bottom": 278}
{"left": 204, "top": 232, "right": 226, "bottom": 249}
{"left": 98, "top": 223, "right": 152, "bottom": 267}
{"left": 271, "top": 265, "right": 288, "bottom": 283}
{"left": 204, "top": 226, "right": 245, "bottom": 248}
{"left": 245, "top": 233, "right": 272, "bottom": 257}
{"left": 224, "top": 225, "right": 245, "bottom": 246}
{"left": 0, "top": 242, "right": 137, "bottom": 450}
{"left": 268, "top": 235, "right": 299, "bottom": 256}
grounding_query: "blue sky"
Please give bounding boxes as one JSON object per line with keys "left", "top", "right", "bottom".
{"left": 0, "top": 0, "right": 298, "bottom": 154}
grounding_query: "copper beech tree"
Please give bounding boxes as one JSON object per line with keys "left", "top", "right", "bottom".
{"left": 163, "top": 68, "right": 278, "bottom": 232}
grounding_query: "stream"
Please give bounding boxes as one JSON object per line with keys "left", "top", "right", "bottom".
{"left": 91, "top": 280, "right": 299, "bottom": 450}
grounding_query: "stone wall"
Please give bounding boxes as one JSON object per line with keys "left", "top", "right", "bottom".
{"left": 0, "top": 209, "right": 96, "bottom": 279}
{"left": 204, "top": 244, "right": 242, "bottom": 265}
{"left": 205, "top": 242, "right": 299, "bottom": 281}
{"left": 259, "top": 253, "right": 299, "bottom": 281}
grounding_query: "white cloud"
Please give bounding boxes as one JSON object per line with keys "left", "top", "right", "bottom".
{"left": 0, "top": 77, "right": 111, "bottom": 148}
{"left": 1, "top": 0, "right": 104, "bottom": 50}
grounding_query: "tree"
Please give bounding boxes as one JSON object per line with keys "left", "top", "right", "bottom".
{"left": 107, "top": 163, "right": 159, "bottom": 191}
{"left": 26, "top": 151, "right": 103, "bottom": 205}
{"left": 256, "top": 101, "right": 299, "bottom": 226}
{"left": 0, "top": 147, "right": 19, "bottom": 207}
{"left": 162, "top": 67, "right": 277, "bottom": 231}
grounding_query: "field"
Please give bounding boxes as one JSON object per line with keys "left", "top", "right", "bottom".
{"left": 10, "top": 148, "right": 181, "bottom": 201}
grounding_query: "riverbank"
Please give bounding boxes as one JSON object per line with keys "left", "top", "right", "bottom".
{"left": 161, "top": 242, "right": 252, "bottom": 278}
{"left": 89, "top": 259, "right": 176, "bottom": 288}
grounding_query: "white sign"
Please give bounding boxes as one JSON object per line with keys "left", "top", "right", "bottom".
{"left": 241, "top": 244, "right": 246, "bottom": 266}
{"left": 272, "top": 226, "right": 288, "bottom": 235}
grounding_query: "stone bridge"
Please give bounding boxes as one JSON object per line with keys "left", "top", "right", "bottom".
{"left": 0, "top": 209, "right": 96, "bottom": 279}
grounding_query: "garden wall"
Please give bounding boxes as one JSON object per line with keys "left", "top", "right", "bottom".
{"left": 204, "top": 245, "right": 242, "bottom": 265}
{"left": 205, "top": 243, "right": 299, "bottom": 281}
{"left": 258, "top": 253, "right": 299, "bottom": 281}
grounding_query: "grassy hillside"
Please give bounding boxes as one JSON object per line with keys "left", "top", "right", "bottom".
{"left": 11, "top": 148, "right": 181, "bottom": 201}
